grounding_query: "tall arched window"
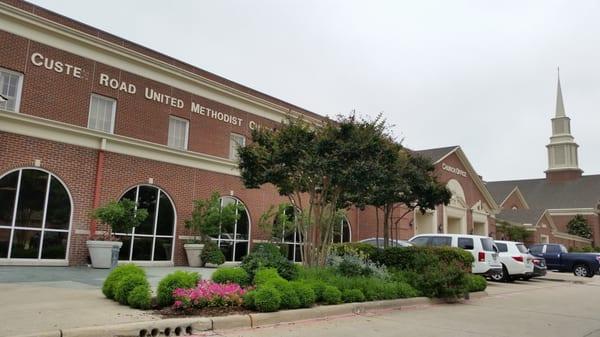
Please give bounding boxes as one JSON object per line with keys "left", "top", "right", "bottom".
{"left": 273, "top": 206, "right": 302, "bottom": 262}
{"left": 0, "top": 168, "right": 72, "bottom": 261}
{"left": 116, "top": 185, "right": 176, "bottom": 262}
{"left": 215, "top": 196, "right": 250, "bottom": 262}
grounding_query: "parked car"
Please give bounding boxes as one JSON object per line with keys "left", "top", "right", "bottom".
{"left": 359, "top": 237, "right": 412, "bottom": 248}
{"left": 491, "top": 240, "right": 534, "bottom": 282}
{"left": 525, "top": 255, "right": 547, "bottom": 280}
{"left": 408, "top": 234, "right": 502, "bottom": 276}
{"left": 528, "top": 243, "right": 600, "bottom": 277}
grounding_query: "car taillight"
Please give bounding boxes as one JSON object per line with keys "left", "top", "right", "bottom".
{"left": 512, "top": 256, "right": 524, "bottom": 262}
{"left": 478, "top": 252, "right": 485, "bottom": 262}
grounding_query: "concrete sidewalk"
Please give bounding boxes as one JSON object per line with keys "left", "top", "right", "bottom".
{"left": 0, "top": 266, "right": 215, "bottom": 337}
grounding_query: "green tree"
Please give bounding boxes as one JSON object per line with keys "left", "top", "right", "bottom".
{"left": 185, "top": 192, "right": 242, "bottom": 243}
{"left": 496, "top": 221, "right": 533, "bottom": 242}
{"left": 567, "top": 215, "right": 592, "bottom": 239}
{"left": 91, "top": 199, "right": 148, "bottom": 236}
{"left": 238, "top": 115, "right": 397, "bottom": 266}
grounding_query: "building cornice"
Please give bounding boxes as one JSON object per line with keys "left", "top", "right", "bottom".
{"left": 0, "top": 110, "right": 240, "bottom": 176}
{"left": 0, "top": 1, "right": 322, "bottom": 126}
{"left": 547, "top": 208, "right": 597, "bottom": 216}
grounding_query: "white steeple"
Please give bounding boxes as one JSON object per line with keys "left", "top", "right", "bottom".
{"left": 546, "top": 69, "right": 581, "bottom": 179}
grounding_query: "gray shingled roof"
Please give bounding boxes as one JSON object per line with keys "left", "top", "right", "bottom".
{"left": 496, "top": 209, "right": 547, "bottom": 225}
{"left": 413, "top": 146, "right": 459, "bottom": 163}
{"left": 486, "top": 175, "right": 600, "bottom": 209}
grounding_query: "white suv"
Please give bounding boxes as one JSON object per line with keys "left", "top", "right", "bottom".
{"left": 491, "top": 240, "right": 534, "bottom": 282}
{"left": 409, "top": 234, "right": 502, "bottom": 276}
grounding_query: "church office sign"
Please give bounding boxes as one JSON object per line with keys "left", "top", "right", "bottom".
{"left": 442, "top": 163, "right": 467, "bottom": 177}
{"left": 30, "top": 52, "right": 270, "bottom": 130}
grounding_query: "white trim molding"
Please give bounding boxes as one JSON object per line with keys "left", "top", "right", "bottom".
{"left": 0, "top": 109, "right": 240, "bottom": 176}
{"left": 548, "top": 208, "right": 598, "bottom": 216}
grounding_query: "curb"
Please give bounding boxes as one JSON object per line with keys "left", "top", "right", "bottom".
{"left": 12, "top": 292, "right": 488, "bottom": 337}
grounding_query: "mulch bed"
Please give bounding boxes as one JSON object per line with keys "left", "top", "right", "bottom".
{"left": 157, "top": 306, "right": 253, "bottom": 318}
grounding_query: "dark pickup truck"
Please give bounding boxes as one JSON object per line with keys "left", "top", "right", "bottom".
{"left": 529, "top": 243, "right": 600, "bottom": 277}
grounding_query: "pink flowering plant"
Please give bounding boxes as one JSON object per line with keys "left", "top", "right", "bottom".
{"left": 172, "top": 280, "right": 248, "bottom": 311}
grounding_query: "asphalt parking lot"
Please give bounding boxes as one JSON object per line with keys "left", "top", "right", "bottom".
{"left": 200, "top": 275, "right": 600, "bottom": 337}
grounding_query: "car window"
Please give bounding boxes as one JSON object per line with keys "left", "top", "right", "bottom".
{"left": 529, "top": 245, "right": 543, "bottom": 254}
{"left": 410, "top": 236, "right": 430, "bottom": 247}
{"left": 495, "top": 242, "right": 508, "bottom": 252}
{"left": 516, "top": 244, "right": 528, "bottom": 254}
{"left": 546, "top": 245, "right": 561, "bottom": 254}
{"left": 480, "top": 238, "right": 495, "bottom": 252}
{"left": 458, "top": 238, "right": 474, "bottom": 250}
{"left": 430, "top": 236, "right": 451, "bottom": 247}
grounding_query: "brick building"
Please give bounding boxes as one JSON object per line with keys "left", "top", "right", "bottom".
{"left": 0, "top": 1, "right": 593, "bottom": 267}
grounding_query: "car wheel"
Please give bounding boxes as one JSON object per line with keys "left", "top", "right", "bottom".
{"left": 573, "top": 264, "right": 591, "bottom": 277}
{"left": 522, "top": 276, "right": 532, "bottom": 281}
{"left": 491, "top": 265, "right": 508, "bottom": 282}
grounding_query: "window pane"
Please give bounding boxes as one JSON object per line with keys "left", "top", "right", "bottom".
{"left": 117, "top": 235, "right": 131, "bottom": 260}
{"left": 11, "top": 229, "right": 41, "bottom": 258}
{"left": 0, "top": 228, "right": 9, "bottom": 258}
{"left": 496, "top": 243, "right": 508, "bottom": 252}
{"left": 153, "top": 237, "right": 173, "bottom": 261}
{"left": 89, "top": 95, "right": 114, "bottom": 133}
{"left": 458, "top": 238, "right": 473, "bottom": 249}
{"left": 45, "top": 177, "right": 70, "bottom": 230}
{"left": 480, "top": 238, "right": 495, "bottom": 252}
{"left": 156, "top": 192, "right": 175, "bottom": 236}
{"left": 41, "top": 231, "right": 68, "bottom": 259}
{"left": 135, "top": 186, "right": 157, "bottom": 235}
{"left": 15, "top": 170, "right": 48, "bottom": 228}
{"left": 0, "top": 171, "right": 19, "bottom": 227}
{"left": 236, "top": 208, "right": 249, "bottom": 240}
{"left": 218, "top": 240, "right": 234, "bottom": 261}
{"left": 122, "top": 187, "right": 137, "bottom": 203}
{"left": 234, "top": 242, "right": 248, "bottom": 262}
{"left": 0, "top": 70, "right": 21, "bottom": 112}
{"left": 168, "top": 117, "right": 187, "bottom": 149}
{"left": 342, "top": 221, "right": 351, "bottom": 242}
{"left": 431, "top": 236, "right": 451, "bottom": 247}
{"left": 132, "top": 237, "right": 153, "bottom": 260}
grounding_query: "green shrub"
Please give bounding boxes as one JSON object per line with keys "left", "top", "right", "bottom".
{"left": 395, "top": 282, "right": 419, "bottom": 298}
{"left": 201, "top": 241, "right": 226, "bottom": 266}
{"left": 264, "top": 278, "right": 300, "bottom": 309}
{"left": 306, "top": 280, "right": 327, "bottom": 302}
{"left": 252, "top": 242, "right": 285, "bottom": 257}
{"left": 156, "top": 271, "right": 200, "bottom": 307}
{"left": 290, "top": 281, "right": 316, "bottom": 308}
{"left": 466, "top": 274, "right": 487, "bottom": 292}
{"left": 322, "top": 286, "right": 342, "bottom": 305}
{"left": 330, "top": 242, "right": 380, "bottom": 259}
{"left": 253, "top": 268, "right": 284, "bottom": 286}
{"left": 342, "top": 289, "right": 365, "bottom": 303}
{"left": 127, "top": 284, "right": 152, "bottom": 309}
{"left": 241, "top": 243, "right": 298, "bottom": 281}
{"left": 254, "top": 286, "right": 281, "bottom": 312}
{"left": 212, "top": 267, "right": 250, "bottom": 286}
{"left": 115, "top": 273, "right": 149, "bottom": 305}
{"left": 242, "top": 290, "right": 257, "bottom": 309}
{"left": 102, "top": 264, "right": 145, "bottom": 300}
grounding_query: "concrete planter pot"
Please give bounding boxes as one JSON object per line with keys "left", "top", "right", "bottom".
{"left": 87, "top": 240, "right": 123, "bottom": 269}
{"left": 184, "top": 243, "right": 205, "bottom": 267}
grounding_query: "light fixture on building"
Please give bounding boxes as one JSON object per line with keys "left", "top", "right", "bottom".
{"left": 0, "top": 94, "right": 7, "bottom": 103}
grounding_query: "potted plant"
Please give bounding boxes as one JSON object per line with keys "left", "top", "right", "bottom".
{"left": 184, "top": 192, "right": 240, "bottom": 267}
{"left": 87, "top": 199, "right": 148, "bottom": 268}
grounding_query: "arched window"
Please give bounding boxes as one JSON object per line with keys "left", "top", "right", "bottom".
{"left": 215, "top": 196, "right": 250, "bottom": 262}
{"left": 273, "top": 206, "right": 302, "bottom": 262}
{"left": 332, "top": 217, "right": 352, "bottom": 243}
{"left": 116, "top": 185, "right": 175, "bottom": 262}
{"left": 0, "top": 168, "right": 72, "bottom": 260}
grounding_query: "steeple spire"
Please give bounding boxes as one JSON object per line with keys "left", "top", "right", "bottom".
{"left": 555, "top": 67, "right": 566, "bottom": 117}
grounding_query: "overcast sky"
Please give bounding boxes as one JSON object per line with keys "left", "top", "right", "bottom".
{"left": 30, "top": 0, "right": 600, "bottom": 181}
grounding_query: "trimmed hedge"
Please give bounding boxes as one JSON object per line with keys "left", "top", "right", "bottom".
{"left": 373, "top": 246, "right": 473, "bottom": 272}
{"left": 291, "top": 281, "right": 316, "bottom": 308}
{"left": 330, "top": 242, "right": 380, "bottom": 259}
{"left": 156, "top": 271, "right": 200, "bottom": 307}
{"left": 212, "top": 267, "right": 250, "bottom": 286}
{"left": 264, "top": 278, "right": 300, "bottom": 309}
{"left": 128, "top": 284, "right": 152, "bottom": 309}
{"left": 254, "top": 286, "right": 281, "bottom": 312}
{"left": 115, "top": 273, "right": 149, "bottom": 305}
{"left": 342, "top": 289, "right": 365, "bottom": 303}
{"left": 322, "top": 286, "right": 342, "bottom": 305}
{"left": 254, "top": 267, "right": 284, "bottom": 286}
{"left": 466, "top": 274, "right": 487, "bottom": 292}
{"left": 201, "top": 240, "right": 226, "bottom": 266}
{"left": 102, "top": 264, "right": 145, "bottom": 300}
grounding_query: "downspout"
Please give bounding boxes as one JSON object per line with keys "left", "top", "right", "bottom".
{"left": 90, "top": 138, "right": 106, "bottom": 236}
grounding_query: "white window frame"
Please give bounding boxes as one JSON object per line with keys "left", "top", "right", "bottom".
{"left": 167, "top": 116, "right": 189, "bottom": 150}
{"left": 87, "top": 94, "right": 116, "bottom": 134}
{"left": 0, "top": 67, "right": 24, "bottom": 113}
{"left": 229, "top": 133, "right": 246, "bottom": 160}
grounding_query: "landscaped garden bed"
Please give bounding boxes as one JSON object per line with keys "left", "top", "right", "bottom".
{"left": 101, "top": 242, "right": 487, "bottom": 317}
